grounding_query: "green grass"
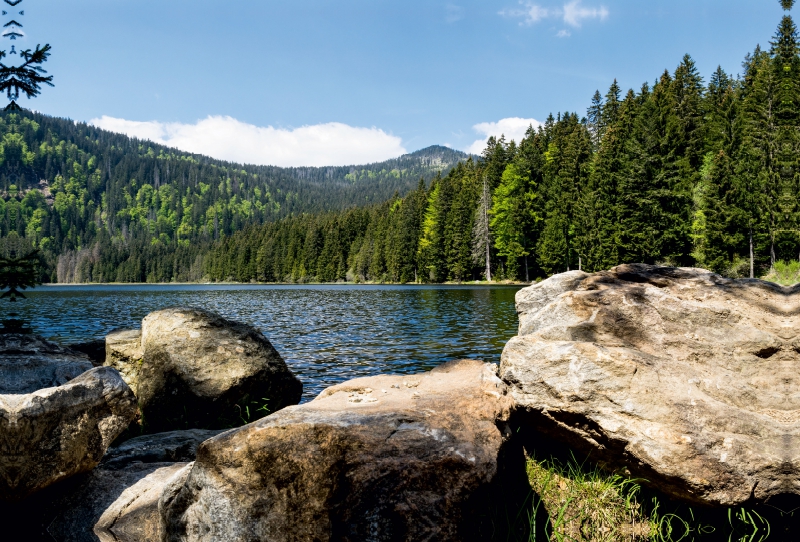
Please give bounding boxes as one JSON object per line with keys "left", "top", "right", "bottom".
{"left": 526, "top": 453, "right": 655, "bottom": 541}
{"left": 762, "top": 260, "right": 800, "bottom": 286}
{"left": 523, "top": 453, "right": 773, "bottom": 542}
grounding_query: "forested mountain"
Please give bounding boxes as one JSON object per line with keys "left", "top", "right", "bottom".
{"left": 202, "top": 9, "right": 800, "bottom": 284}
{"left": 5, "top": 9, "right": 800, "bottom": 283}
{"left": 0, "top": 111, "right": 466, "bottom": 281}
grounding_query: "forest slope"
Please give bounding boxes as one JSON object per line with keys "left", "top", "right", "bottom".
{"left": 0, "top": 111, "right": 466, "bottom": 281}
{"left": 203, "top": 13, "right": 800, "bottom": 284}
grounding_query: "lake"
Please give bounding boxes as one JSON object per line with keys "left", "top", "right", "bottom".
{"left": 16, "top": 284, "right": 523, "bottom": 401}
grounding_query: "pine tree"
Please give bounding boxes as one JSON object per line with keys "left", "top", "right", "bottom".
{"left": 0, "top": 44, "right": 53, "bottom": 111}
{"left": 490, "top": 159, "right": 538, "bottom": 280}
{"left": 472, "top": 174, "right": 493, "bottom": 281}
{"left": 537, "top": 113, "right": 592, "bottom": 274}
{"left": 770, "top": 14, "right": 800, "bottom": 261}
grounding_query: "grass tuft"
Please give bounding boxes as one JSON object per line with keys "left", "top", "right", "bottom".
{"left": 526, "top": 453, "right": 654, "bottom": 541}
{"left": 522, "top": 453, "right": 773, "bottom": 541}
{"left": 762, "top": 260, "right": 800, "bottom": 286}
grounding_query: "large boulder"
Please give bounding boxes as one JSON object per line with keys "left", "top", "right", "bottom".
{"left": 0, "top": 366, "right": 137, "bottom": 501}
{"left": 105, "top": 329, "right": 143, "bottom": 395}
{"left": 0, "top": 333, "right": 94, "bottom": 394}
{"left": 137, "top": 307, "right": 302, "bottom": 432}
{"left": 501, "top": 264, "right": 800, "bottom": 506}
{"left": 162, "top": 359, "right": 514, "bottom": 541}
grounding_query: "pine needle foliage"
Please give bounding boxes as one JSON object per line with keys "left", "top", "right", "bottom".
{"left": 0, "top": 44, "right": 53, "bottom": 111}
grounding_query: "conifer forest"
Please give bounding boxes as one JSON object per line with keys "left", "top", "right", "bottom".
{"left": 4, "top": 14, "right": 800, "bottom": 283}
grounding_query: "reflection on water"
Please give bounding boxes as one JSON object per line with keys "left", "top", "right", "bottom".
{"left": 17, "top": 284, "right": 522, "bottom": 401}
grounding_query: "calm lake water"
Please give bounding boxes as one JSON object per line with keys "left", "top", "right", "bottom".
{"left": 17, "top": 284, "right": 523, "bottom": 401}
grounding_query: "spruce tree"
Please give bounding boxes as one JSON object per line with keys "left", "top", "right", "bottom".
{"left": 444, "top": 163, "right": 478, "bottom": 281}
{"left": 490, "top": 159, "right": 537, "bottom": 280}
{"left": 587, "top": 90, "right": 604, "bottom": 149}
{"left": 770, "top": 13, "right": 800, "bottom": 262}
{"left": 472, "top": 174, "right": 493, "bottom": 281}
{"left": 0, "top": 44, "right": 53, "bottom": 111}
{"left": 536, "top": 113, "right": 592, "bottom": 274}
{"left": 699, "top": 67, "right": 749, "bottom": 274}
{"left": 582, "top": 86, "right": 636, "bottom": 271}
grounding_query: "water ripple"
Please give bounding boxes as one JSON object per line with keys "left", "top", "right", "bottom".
{"left": 18, "top": 284, "right": 522, "bottom": 401}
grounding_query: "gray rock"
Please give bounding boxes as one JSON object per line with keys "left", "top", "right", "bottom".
{"left": 105, "top": 329, "right": 143, "bottom": 395}
{"left": 138, "top": 307, "right": 302, "bottom": 432}
{"left": 46, "top": 462, "right": 192, "bottom": 542}
{"left": 0, "top": 333, "right": 94, "bottom": 394}
{"left": 162, "top": 359, "right": 513, "bottom": 542}
{"left": 501, "top": 263, "right": 800, "bottom": 506}
{"left": 0, "top": 366, "right": 137, "bottom": 501}
{"left": 101, "top": 429, "right": 225, "bottom": 470}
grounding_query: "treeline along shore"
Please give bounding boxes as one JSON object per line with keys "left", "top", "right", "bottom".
{"left": 206, "top": 14, "right": 800, "bottom": 284}
{"left": 4, "top": 15, "right": 800, "bottom": 283}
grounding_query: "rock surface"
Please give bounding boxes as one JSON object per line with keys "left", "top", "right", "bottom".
{"left": 9, "top": 429, "right": 217, "bottom": 541}
{"left": 0, "top": 366, "right": 137, "bottom": 501}
{"left": 100, "top": 429, "right": 225, "bottom": 470}
{"left": 45, "top": 462, "right": 192, "bottom": 542}
{"left": 0, "top": 333, "right": 94, "bottom": 394}
{"left": 105, "top": 329, "right": 143, "bottom": 395}
{"left": 138, "top": 307, "right": 302, "bottom": 431}
{"left": 501, "top": 264, "right": 800, "bottom": 506}
{"left": 162, "top": 359, "right": 513, "bottom": 541}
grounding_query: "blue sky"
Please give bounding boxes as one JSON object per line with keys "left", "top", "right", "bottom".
{"left": 12, "top": 0, "right": 790, "bottom": 166}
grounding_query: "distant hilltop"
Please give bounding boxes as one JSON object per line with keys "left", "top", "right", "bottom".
{"left": 0, "top": 109, "right": 471, "bottom": 230}
{"left": 274, "top": 145, "right": 470, "bottom": 186}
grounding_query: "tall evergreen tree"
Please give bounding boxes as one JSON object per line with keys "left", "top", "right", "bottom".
{"left": 472, "top": 174, "right": 493, "bottom": 281}
{"left": 537, "top": 113, "right": 592, "bottom": 274}
{"left": 770, "top": 13, "right": 800, "bottom": 261}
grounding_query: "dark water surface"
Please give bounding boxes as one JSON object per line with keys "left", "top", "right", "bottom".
{"left": 19, "top": 284, "right": 522, "bottom": 401}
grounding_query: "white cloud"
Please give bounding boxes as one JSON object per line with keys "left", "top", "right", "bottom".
{"left": 501, "top": 1, "right": 608, "bottom": 31}
{"left": 563, "top": 0, "right": 608, "bottom": 27}
{"left": 89, "top": 115, "right": 407, "bottom": 167}
{"left": 499, "top": 4, "right": 550, "bottom": 24}
{"left": 557, "top": 29, "right": 572, "bottom": 37}
{"left": 465, "top": 117, "right": 542, "bottom": 154}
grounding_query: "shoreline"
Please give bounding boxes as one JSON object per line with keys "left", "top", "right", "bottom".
{"left": 40, "top": 280, "right": 532, "bottom": 287}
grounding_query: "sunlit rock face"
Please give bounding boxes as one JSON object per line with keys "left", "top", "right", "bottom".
{"left": 0, "top": 335, "right": 136, "bottom": 501}
{"left": 136, "top": 307, "right": 303, "bottom": 432}
{"left": 501, "top": 264, "right": 800, "bottom": 506}
{"left": 161, "top": 360, "right": 514, "bottom": 542}
{"left": 105, "top": 328, "right": 143, "bottom": 395}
